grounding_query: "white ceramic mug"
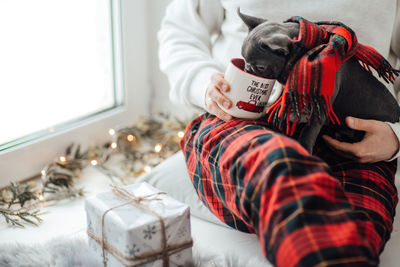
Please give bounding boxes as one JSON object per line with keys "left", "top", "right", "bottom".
{"left": 218, "top": 58, "right": 279, "bottom": 119}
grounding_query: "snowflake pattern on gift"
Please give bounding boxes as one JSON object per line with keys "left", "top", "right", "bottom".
{"left": 177, "top": 226, "right": 187, "bottom": 239}
{"left": 127, "top": 244, "right": 140, "bottom": 257}
{"left": 143, "top": 225, "right": 156, "bottom": 240}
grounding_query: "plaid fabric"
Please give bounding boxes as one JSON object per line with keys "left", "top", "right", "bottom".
{"left": 181, "top": 113, "right": 398, "bottom": 267}
{"left": 268, "top": 17, "right": 400, "bottom": 135}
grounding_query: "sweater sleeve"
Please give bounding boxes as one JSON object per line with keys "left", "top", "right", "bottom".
{"left": 158, "top": 0, "right": 225, "bottom": 111}
{"left": 387, "top": 3, "right": 400, "bottom": 161}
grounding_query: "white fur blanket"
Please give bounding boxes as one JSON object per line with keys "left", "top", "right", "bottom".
{"left": 0, "top": 236, "right": 100, "bottom": 267}
{"left": 0, "top": 235, "right": 264, "bottom": 267}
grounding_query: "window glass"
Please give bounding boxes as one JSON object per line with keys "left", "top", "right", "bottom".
{"left": 0, "top": 0, "right": 117, "bottom": 150}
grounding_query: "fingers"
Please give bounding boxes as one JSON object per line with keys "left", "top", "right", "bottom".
{"left": 211, "top": 73, "right": 230, "bottom": 93}
{"left": 205, "top": 73, "right": 233, "bottom": 121}
{"left": 322, "top": 135, "right": 358, "bottom": 155}
{"left": 345, "top": 116, "right": 377, "bottom": 132}
{"left": 323, "top": 117, "right": 399, "bottom": 163}
{"left": 322, "top": 135, "right": 372, "bottom": 163}
{"left": 323, "top": 117, "right": 380, "bottom": 163}
{"left": 206, "top": 94, "right": 232, "bottom": 121}
{"left": 208, "top": 83, "right": 232, "bottom": 109}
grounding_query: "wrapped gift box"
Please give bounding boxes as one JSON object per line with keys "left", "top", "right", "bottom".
{"left": 85, "top": 182, "right": 193, "bottom": 267}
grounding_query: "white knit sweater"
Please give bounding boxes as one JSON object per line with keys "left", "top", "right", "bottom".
{"left": 158, "top": 0, "right": 400, "bottom": 159}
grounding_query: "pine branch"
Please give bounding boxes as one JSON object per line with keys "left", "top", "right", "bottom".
{"left": 0, "top": 207, "right": 42, "bottom": 227}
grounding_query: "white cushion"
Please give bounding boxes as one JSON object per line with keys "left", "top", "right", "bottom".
{"left": 136, "top": 152, "right": 228, "bottom": 228}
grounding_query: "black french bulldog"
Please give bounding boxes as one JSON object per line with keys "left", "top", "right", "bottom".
{"left": 238, "top": 10, "right": 400, "bottom": 153}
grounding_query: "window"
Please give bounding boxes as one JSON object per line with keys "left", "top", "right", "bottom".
{"left": 0, "top": 0, "right": 119, "bottom": 150}
{"left": 0, "top": 0, "right": 150, "bottom": 187}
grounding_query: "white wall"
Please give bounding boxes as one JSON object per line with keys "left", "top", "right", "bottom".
{"left": 145, "top": 0, "right": 192, "bottom": 119}
{"left": 122, "top": 0, "right": 152, "bottom": 115}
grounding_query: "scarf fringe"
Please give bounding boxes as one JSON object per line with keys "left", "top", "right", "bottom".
{"left": 266, "top": 92, "right": 341, "bottom": 135}
{"left": 355, "top": 44, "right": 400, "bottom": 84}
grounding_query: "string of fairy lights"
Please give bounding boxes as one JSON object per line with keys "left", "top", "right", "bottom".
{"left": 0, "top": 113, "right": 189, "bottom": 227}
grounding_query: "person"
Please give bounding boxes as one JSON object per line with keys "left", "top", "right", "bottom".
{"left": 158, "top": 0, "right": 400, "bottom": 266}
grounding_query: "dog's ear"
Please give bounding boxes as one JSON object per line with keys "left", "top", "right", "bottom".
{"left": 259, "top": 34, "right": 291, "bottom": 56}
{"left": 237, "top": 8, "right": 267, "bottom": 31}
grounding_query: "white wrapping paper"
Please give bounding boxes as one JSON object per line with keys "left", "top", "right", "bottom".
{"left": 85, "top": 182, "right": 193, "bottom": 267}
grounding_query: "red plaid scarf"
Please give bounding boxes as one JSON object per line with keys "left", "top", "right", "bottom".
{"left": 267, "top": 17, "right": 400, "bottom": 136}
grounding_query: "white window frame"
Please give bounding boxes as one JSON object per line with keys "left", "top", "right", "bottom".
{"left": 0, "top": 0, "right": 150, "bottom": 187}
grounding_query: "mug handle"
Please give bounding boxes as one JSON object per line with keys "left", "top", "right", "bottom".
{"left": 267, "top": 82, "right": 283, "bottom": 106}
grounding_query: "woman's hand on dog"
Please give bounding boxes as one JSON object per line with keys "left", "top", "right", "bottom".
{"left": 322, "top": 117, "right": 399, "bottom": 163}
{"left": 205, "top": 73, "right": 233, "bottom": 121}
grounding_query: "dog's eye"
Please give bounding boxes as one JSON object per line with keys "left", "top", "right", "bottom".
{"left": 274, "top": 48, "right": 288, "bottom": 57}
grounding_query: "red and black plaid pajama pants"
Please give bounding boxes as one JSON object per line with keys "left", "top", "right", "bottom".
{"left": 181, "top": 113, "right": 398, "bottom": 267}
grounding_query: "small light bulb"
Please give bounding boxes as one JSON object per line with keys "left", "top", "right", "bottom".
{"left": 127, "top": 134, "right": 136, "bottom": 142}
{"left": 91, "top": 160, "right": 98, "bottom": 166}
{"left": 108, "top": 129, "right": 116, "bottom": 136}
{"left": 49, "top": 127, "right": 55, "bottom": 133}
{"left": 38, "top": 194, "right": 44, "bottom": 201}
{"left": 111, "top": 142, "right": 117, "bottom": 149}
{"left": 41, "top": 169, "right": 46, "bottom": 176}
{"left": 144, "top": 165, "right": 152, "bottom": 173}
{"left": 59, "top": 156, "right": 66, "bottom": 162}
{"left": 154, "top": 144, "right": 162, "bottom": 153}
{"left": 177, "top": 131, "right": 185, "bottom": 138}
